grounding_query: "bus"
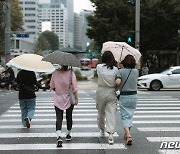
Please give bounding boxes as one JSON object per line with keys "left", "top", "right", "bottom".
{"left": 91, "top": 58, "right": 99, "bottom": 68}
{"left": 80, "top": 58, "right": 91, "bottom": 70}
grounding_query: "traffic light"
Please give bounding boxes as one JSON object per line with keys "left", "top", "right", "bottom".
{"left": 88, "top": 49, "right": 91, "bottom": 52}
{"left": 127, "top": 37, "right": 132, "bottom": 43}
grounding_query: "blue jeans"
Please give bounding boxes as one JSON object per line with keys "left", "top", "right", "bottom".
{"left": 118, "top": 94, "right": 138, "bottom": 127}
{"left": 19, "top": 98, "right": 36, "bottom": 127}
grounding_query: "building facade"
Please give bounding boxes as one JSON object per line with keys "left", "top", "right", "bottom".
{"left": 19, "top": 0, "right": 39, "bottom": 41}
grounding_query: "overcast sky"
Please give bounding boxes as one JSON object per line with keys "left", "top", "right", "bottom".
{"left": 38, "top": 0, "right": 95, "bottom": 13}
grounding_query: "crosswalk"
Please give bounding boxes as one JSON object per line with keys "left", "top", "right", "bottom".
{"left": 134, "top": 95, "right": 180, "bottom": 154}
{"left": 0, "top": 90, "right": 180, "bottom": 153}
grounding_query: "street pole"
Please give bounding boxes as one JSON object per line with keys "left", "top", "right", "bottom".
{"left": 135, "top": 0, "right": 140, "bottom": 49}
{"left": 4, "top": 0, "right": 11, "bottom": 64}
{"left": 135, "top": 0, "right": 141, "bottom": 68}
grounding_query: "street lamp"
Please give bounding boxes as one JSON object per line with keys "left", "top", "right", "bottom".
{"left": 135, "top": 0, "right": 140, "bottom": 50}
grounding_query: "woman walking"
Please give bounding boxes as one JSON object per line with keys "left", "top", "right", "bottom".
{"left": 115, "top": 55, "right": 139, "bottom": 145}
{"left": 50, "top": 66, "right": 78, "bottom": 147}
{"left": 96, "top": 51, "right": 118, "bottom": 144}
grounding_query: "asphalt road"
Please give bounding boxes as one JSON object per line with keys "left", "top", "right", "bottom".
{"left": 0, "top": 83, "right": 180, "bottom": 154}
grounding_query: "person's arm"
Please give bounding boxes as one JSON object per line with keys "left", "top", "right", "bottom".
{"left": 49, "top": 73, "right": 55, "bottom": 91}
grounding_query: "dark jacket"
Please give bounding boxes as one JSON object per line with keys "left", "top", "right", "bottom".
{"left": 17, "top": 70, "right": 38, "bottom": 99}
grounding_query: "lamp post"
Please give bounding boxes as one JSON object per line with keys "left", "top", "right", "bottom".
{"left": 4, "top": 0, "right": 11, "bottom": 63}
{"left": 135, "top": 0, "right": 140, "bottom": 50}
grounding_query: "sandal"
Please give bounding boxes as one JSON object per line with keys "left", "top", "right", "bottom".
{"left": 126, "top": 136, "right": 132, "bottom": 145}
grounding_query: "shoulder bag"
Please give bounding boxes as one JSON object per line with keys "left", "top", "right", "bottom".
{"left": 69, "top": 68, "right": 76, "bottom": 105}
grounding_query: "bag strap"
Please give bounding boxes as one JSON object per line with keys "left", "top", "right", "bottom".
{"left": 69, "top": 67, "right": 73, "bottom": 87}
{"left": 120, "top": 69, "right": 132, "bottom": 93}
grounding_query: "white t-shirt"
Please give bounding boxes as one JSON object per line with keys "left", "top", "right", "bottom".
{"left": 97, "top": 64, "right": 118, "bottom": 88}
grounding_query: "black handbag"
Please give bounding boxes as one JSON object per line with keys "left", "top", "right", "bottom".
{"left": 117, "top": 69, "right": 132, "bottom": 99}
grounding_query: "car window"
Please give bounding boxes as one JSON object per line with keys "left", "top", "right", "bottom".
{"left": 161, "top": 68, "right": 172, "bottom": 74}
{"left": 172, "top": 69, "right": 180, "bottom": 74}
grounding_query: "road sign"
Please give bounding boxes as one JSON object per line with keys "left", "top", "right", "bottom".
{"left": 16, "top": 33, "right": 29, "bottom": 38}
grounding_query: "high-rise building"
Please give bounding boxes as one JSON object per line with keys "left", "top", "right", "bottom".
{"left": 74, "top": 13, "right": 83, "bottom": 49}
{"left": 79, "top": 10, "right": 93, "bottom": 51}
{"left": 38, "top": 1, "right": 68, "bottom": 48}
{"left": 19, "top": 0, "right": 39, "bottom": 41}
{"left": 61, "top": 0, "right": 74, "bottom": 47}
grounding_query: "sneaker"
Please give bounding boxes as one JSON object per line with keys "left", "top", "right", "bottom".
{"left": 100, "top": 130, "right": 105, "bottom": 137}
{"left": 25, "top": 117, "right": 30, "bottom": 128}
{"left": 108, "top": 135, "right": 114, "bottom": 145}
{"left": 57, "top": 136, "right": 63, "bottom": 147}
{"left": 66, "top": 134, "right": 72, "bottom": 141}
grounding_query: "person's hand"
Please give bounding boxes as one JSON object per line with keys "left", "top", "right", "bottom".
{"left": 75, "top": 99, "right": 78, "bottom": 105}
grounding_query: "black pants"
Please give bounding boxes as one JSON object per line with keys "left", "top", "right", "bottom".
{"left": 55, "top": 105, "right": 74, "bottom": 131}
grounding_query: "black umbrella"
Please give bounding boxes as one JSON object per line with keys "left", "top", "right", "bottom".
{"left": 42, "top": 51, "right": 81, "bottom": 67}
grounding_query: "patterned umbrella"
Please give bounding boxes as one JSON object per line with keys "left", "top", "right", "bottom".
{"left": 102, "top": 41, "right": 141, "bottom": 63}
{"left": 42, "top": 51, "right": 81, "bottom": 67}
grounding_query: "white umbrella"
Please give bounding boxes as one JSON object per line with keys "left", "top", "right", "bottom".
{"left": 9, "top": 54, "right": 55, "bottom": 73}
{"left": 101, "top": 41, "right": 141, "bottom": 63}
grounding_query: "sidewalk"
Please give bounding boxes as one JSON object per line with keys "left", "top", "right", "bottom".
{"left": 77, "top": 77, "right": 98, "bottom": 90}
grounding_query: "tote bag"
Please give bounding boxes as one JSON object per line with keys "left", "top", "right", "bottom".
{"left": 69, "top": 68, "right": 76, "bottom": 105}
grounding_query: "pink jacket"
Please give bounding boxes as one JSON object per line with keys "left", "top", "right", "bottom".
{"left": 50, "top": 70, "right": 78, "bottom": 110}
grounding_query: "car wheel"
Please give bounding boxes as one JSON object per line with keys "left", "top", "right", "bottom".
{"left": 150, "top": 80, "right": 162, "bottom": 91}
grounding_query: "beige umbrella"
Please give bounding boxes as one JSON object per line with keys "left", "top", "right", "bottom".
{"left": 102, "top": 41, "right": 141, "bottom": 63}
{"left": 9, "top": 54, "right": 55, "bottom": 73}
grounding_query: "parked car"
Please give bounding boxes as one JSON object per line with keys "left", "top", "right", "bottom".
{"left": 138, "top": 66, "right": 180, "bottom": 91}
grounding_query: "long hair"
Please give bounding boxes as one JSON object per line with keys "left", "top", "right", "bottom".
{"left": 102, "top": 50, "right": 115, "bottom": 69}
{"left": 121, "top": 55, "right": 136, "bottom": 68}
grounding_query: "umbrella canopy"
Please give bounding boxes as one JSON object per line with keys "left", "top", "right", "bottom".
{"left": 102, "top": 41, "right": 142, "bottom": 63}
{"left": 9, "top": 54, "right": 55, "bottom": 73}
{"left": 42, "top": 51, "right": 81, "bottom": 67}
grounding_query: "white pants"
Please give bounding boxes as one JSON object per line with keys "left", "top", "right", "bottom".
{"left": 96, "top": 88, "right": 117, "bottom": 134}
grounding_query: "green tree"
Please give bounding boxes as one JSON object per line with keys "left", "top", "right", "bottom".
{"left": 140, "top": 0, "right": 180, "bottom": 63}
{"left": 35, "top": 31, "right": 59, "bottom": 55}
{"left": 87, "top": 0, "right": 134, "bottom": 48}
{"left": 0, "top": 0, "right": 23, "bottom": 55}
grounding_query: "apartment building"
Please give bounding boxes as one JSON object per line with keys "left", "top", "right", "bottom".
{"left": 19, "top": 0, "right": 39, "bottom": 41}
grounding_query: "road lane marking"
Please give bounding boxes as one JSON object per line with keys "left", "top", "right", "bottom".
{"left": 0, "top": 124, "right": 98, "bottom": 129}
{"left": 134, "top": 115, "right": 180, "bottom": 118}
{"left": 134, "top": 120, "right": 180, "bottom": 124}
{"left": 0, "top": 113, "right": 97, "bottom": 117}
{"left": 0, "top": 143, "right": 126, "bottom": 150}
{"left": 0, "top": 118, "right": 97, "bottom": 122}
{"left": 147, "top": 137, "right": 180, "bottom": 142}
{"left": 159, "top": 150, "right": 180, "bottom": 154}
{"left": 0, "top": 132, "right": 119, "bottom": 138}
{"left": 7, "top": 110, "right": 97, "bottom": 113}
{"left": 138, "top": 127, "right": 180, "bottom": 131}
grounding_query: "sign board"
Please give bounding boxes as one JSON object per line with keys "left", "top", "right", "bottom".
{"left": 16, "top": 34, "right": 29, "bottom": 38}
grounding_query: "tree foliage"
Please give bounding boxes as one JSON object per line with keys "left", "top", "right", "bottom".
{"left": 0, "top": 0, "right": 23, "bottom": 55}
{"left": 35, "top": 31, "right": 59, "bottom": 55}
{"left": 141, "top": 0, "right": 180, "bottom": 52}
{"left": 87, "top": 0, "right": 180, "bottom": 57}
{"left": 87, "top": 0, "right": 134, "bottom": 48}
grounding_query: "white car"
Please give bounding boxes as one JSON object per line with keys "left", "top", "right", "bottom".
{"left": 138, "top": 66, "right": 180, "bottom": 91}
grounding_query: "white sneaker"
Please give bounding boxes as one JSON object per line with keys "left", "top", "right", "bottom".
{"left": 100, "top": 130, "right": 105, "bottom": 137}
{"left": 108, "top": 135, "right": 114, "bottom": 145}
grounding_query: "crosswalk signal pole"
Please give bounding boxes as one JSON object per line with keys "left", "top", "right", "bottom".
{"left": 135, "top": 0, "right": 141, "bottom": 69}
{"left": 4, "top": 0, "right": 11, "bottom": 63}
